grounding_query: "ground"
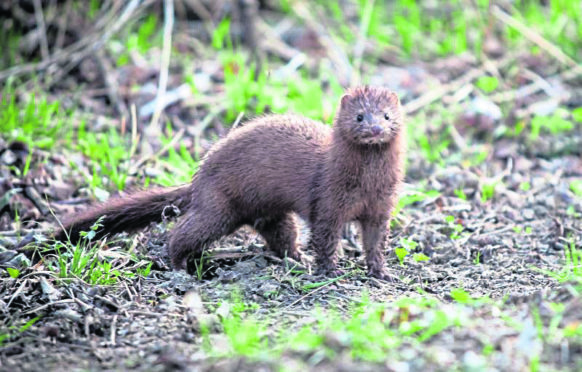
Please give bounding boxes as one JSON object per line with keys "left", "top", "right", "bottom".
{"left": 1, "top": 1, "right": 582, "bottom": 371}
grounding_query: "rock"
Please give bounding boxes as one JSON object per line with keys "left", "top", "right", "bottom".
{"left": 0, "top": 150, "right": 17, "bottom": 166}
{"left": 521, "top": 209, "right": 535, "bottom": 221}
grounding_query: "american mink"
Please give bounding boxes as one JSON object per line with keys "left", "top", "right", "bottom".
{"left": 58, "top": 86, "right": 405, "bottom": 280}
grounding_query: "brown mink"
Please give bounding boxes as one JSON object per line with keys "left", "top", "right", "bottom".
{"left": 57, "top": 86, "right": 406, "bottom": 280}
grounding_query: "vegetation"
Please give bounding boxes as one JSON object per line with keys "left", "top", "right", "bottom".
{"left": 0, "top": 0, "right": 581, "bottom": 370}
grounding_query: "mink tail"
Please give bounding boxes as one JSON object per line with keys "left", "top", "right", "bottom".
{"left": 55, "top": 185, "right": 191, "bottom": 243}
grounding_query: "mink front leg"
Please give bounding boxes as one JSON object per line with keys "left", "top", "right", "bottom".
{"left": 360, "top": 216, "right": 395, "bottom": 281}
{"left": 310, "top": 217, "right": 343, "bottom": 277}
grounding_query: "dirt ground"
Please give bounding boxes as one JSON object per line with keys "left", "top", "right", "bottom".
{"left": 1, "top": 1, "right": 582, "bottom": 371}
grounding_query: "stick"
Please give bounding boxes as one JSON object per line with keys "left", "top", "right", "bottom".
{"left": 147, "top": 0, "right": 175, "bottom": 136}
{"left": 32, "top": 0, "right": 50, "bottom": 61}
{"left": 492, "top": 5, "right": 581, "bottom": 73}
{"left": 351, "top": 0, "right": 375, "bottom": 85}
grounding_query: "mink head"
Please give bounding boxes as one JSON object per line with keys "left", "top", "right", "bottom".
{"left": 335, "top": 86, "right": 403, "bottom": 146}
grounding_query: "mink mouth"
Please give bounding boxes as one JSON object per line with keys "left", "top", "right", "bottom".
{"left": 356, "top": 136, "right": 389, "bottom": 145}
{"left": 356, "top": 129, "right": 394, "bottom": 144}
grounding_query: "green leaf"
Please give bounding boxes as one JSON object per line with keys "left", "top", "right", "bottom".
{"left": 476, "top": 76, "right": 499, "bottom": 93}
{"left": 6, "top": 267, "right": 20, "bottom": 278}
{"left": 450, "top": 288, "right": 471, "bottom": 303}
{"left": 571, "top": 180, "right": 582, "bottom": 196}
{"left": 395, "top": 247, "right": 409, "bottom": 265}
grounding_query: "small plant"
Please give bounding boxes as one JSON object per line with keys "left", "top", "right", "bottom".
{"left": 6, "top": 267, "right": 20, "bottom": 278}
{"left": 300, "top": 272, "right": 349, "bottom": 291}
{"left": 0, "top": 85, "right": 74, "bottom": 150}
{"left": 476, "top": 76, "right": 499, "bottom": 93}
{"left": 76, "top": 124, "right": 132, "bottom": 191}
{"left": 394, "top": 237, "right": 419, "bottom": 266}
{"left": 530, "top": 114, "right": 574, "bottom": 139}
{"left": 0, "top": 316, "right": 40, "bottom": 346}
{"left": 193, "top": 250, "right": 209, "bottom": 281}
{"left": 418, "top": 132, "right": 450, "bottom": 165}
{"left": 519, "top": 181, "right": 531, "bottom": 192}
{"left": 48, "top": 217, "right": 151, "bottom": 285}
{"left": 570, "top": 180, "right": 582, "bottom": 197}
{"left": 116, "top": 13, "right": 161, "bottom": 66}
{"left": 394, "top": 187, "right": 440, "bottom": 216}
{"left": 473, "top": 252, "right": 481, "bottom": 265}
{"left": 444, "top": 215, "right": 464, "bottom": 240}
{"left": 480, "top": 181, "right": 498, "bottom": 203}
{"left": 566, "top": 205, "right": 581, "bottom": 218}
{"left": 536, "top": 238, "right": 581, "bottom": 290}
{"left": 212, "top": 17, "right": 232, "bottom": 50}
{"left": 450, "top": 288, "right": 489, "bottom": 306}
{"left": 155, "top": 123, "right": 199, "bottom": 186}
{"left": 413, "top": 253, "right": 430, "bottom": 262}
{"left": 454, "top": 187, "right": 467, "bottom": 200}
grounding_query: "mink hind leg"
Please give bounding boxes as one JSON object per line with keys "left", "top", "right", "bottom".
{"left": 167, "top": 203, "right": 240, "bottom": 271}
{"left": 255, "top": 213, "right": 303, "bottom": 262}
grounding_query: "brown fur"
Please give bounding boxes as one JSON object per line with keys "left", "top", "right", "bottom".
{"left": 59, "top": 86, "right": 405, "bottom": 280}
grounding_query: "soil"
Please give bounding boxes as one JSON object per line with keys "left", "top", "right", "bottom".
{"left": 1, "top": 1, "right": 582, "bottom": 371}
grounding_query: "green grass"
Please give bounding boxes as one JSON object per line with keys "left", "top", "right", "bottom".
{"left": 481, "top": 180, "right": 499, "bottom": 203}
{"left": 209, "top": 292, "right": 493, "bottom": 363}
{"left": 393, "top": 186, "right": 440, "bottom": 217}
{"left": 530, "top": 113, "right": 575, "bottom": 139}
{"left": 22, "top": 218, "right": 155, "bottom": 285}
{"left": 0, "top": 316, "right": 40, "bottom": 347}
{"left": 115, "top": 13, "right": 162, "bottom": 67}
{"left": 202, "top": 283, "right": 581, "bottom": 367}
{"left": 543, "top": 239, "right": 582, "bottom": 286}
{"left": 219, "top": 51, "right": 343, "bottom": 123}
{"left": 0, "top": 84, "right": 75, "bottom": 150}
{"left": 76, "top": 123, "right": 133, "bottom": 191}
{"left": 394, "top": 237, "right": 420, "bottom": 266}
{"left": 571, "top": 180, "right": 582, "bottom": 197}
{"left": 445, "top": 215, "right": 465, "bottom": 240}
{"left": 509, "top": 0, "right": 582, "bottom": 61}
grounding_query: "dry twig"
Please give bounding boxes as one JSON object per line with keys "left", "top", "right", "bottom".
{"left": 492, "top": 5, "right": 581, "bottom": 74}
{"left": 147, "top": 0, "right": 175, "bottom": 136}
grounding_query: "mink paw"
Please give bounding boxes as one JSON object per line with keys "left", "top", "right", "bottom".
{"left": 368, "top": 270, "right": 400, "bottom": 283}
{"left": 316, "top": 267, "right": 345, "bottom": 278}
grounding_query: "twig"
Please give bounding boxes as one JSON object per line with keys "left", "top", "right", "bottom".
{"left": 403, "top": 68, "right": 483, "bottom": 114}
{"left": 22, "top": 299, "right": 77, "bottom": 315}
{"left": 6, "top": 280, "right": 27, "bottom": 309}
{"left": 183, "top": 0, "right": 213, "bottom": 23}
{"left": 0, "top": 0, "right": 147, "bottom": 82}
{"left": 285, "top": 274, "right": 348, "bottom": 309}
{"left": 110, "top": 315, "right": 118, "bottom": 346}
{"left": 147, "top": 0, "right": 175, "bottom": 136}
{"left": 492, "top": 5, "right": 581, "bottom": 74}
{"left": 351, "top": 0, "right": 375, "bottom": 85}
{"left": 231, "top": 111, "right": 245, "bottom": 129}
{"left": 32, "top": 0, "right": 50, "bottom": 61}
{"left": 131, "top": 128, "right": 185, "bottom": 173}
{"left": 96, "top": 50, "right": 128, "bottom": 116}
{"left": 51, "top": 0, "right": 146, "bottom": 85}
{"left": 292, "top": 1, "right": 352, "bottom": 85}
{"left": 55, "top": 0, "right": 72, "bottom": 51}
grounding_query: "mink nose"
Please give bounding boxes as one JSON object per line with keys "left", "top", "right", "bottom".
{"left": 371, "top": 125, "right": 384, "bottom": 136}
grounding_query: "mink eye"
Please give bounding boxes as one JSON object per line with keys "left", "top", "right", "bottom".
{"left": 356, "top": 114, "right": 364, "bottom": 122}
{"left": 384, "top": 113, "right": 390, "bottom": 121}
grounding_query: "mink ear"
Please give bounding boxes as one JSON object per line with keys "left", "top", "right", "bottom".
{"left": 340, "top": 94, "right": 352, "bottom": 106}
{"left": 388, "top": 91, "right": 400, "bottom": 104}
